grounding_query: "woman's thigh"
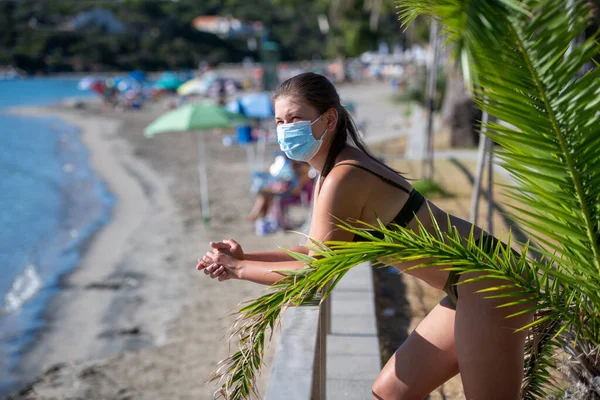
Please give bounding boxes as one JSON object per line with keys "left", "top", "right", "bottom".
{"left": 372, "top": 297, "right": 459, "bottom": 400}
{"left": 455, "top": 273, "right": 531, "bottom": 400}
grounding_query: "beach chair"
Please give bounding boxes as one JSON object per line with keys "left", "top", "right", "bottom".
{"left": 270, "top": 177, "right": 315, "bottom": 231}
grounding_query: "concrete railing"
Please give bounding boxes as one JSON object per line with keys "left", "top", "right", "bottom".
{"left": 265, "top": 262, "right": 381, "bottom": 400}
{"left": 265, "top": 296, "right": 330, "bottom": 400}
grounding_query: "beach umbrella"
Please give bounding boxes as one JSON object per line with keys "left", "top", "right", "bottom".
{"left": 177, "top": 77, "right": 211, "bottom": 96}
{"left": 177, "top": 72, "right": 220, "bottom": 96}
{"left": 153, "top": 72, "right": 183, "bottom": 91}
{"left": 128, "top": 70, "right": 146, "bottom": 83}
{"left": 117, "top": 78, "right": 142, "bottom": 93}
{"left": 225, "top": 92, "right": 275, "bottom": 170}
{"left": 90, "top": 81, "right": 106, "bottom": 96}
{"left": 226, "top": 92, "right": 274, "bottom": 119}
{"left": 153, "top": 77, "right": 182, "bottom": 91}
{"left": 207, "top": 77, "right": 242, "bottom": 98}
{"left": 77, "top": 76, "right": 99, "bottom": 91}
{"left": 144, "top": 103, "right": 248, "bottom": 223}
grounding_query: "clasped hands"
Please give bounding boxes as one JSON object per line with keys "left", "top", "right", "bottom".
{"left": 196, "top": 239, "right": 244, "bottom": 282}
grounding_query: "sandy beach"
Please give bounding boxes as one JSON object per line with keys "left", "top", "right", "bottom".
{"left": 8, "top": 99, "right": 308, "bottom": 399}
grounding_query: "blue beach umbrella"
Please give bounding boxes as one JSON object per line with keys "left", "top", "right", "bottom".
{"left": 226, "top": 92, "right": 274, "bottom": 119}
{"left": 153, "top": 72, "right": 182, "bottom": 91}
{"left": 128, "top": 70, "right": 146, "bottom": 83}
{"left": 117, "top": 78, "right": 142, "bottom": 93}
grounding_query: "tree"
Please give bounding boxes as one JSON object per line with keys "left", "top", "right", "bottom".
{"left": 210, "top": 0, "right": 600, "bottom": 399}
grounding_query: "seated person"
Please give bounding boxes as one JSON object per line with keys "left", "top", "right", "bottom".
{"left": 246, "top": 161, "right": 312, "bottom": 223}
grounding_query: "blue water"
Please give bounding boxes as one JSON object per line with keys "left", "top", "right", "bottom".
{"left": 0, "top": 78, "right": 114, "bottom": 394}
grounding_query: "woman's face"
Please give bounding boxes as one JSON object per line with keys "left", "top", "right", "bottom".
{"left": 274, "top": 96, "right": 329, "bottom": 139}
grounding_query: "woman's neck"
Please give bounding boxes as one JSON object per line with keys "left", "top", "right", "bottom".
{"left": 308, "top": 156, "right": 326, "bottom": 174}
{"left": 311, "top": 144, "right": 365, "bottom": 175}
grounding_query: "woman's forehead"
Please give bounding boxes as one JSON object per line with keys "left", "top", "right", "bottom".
{"left": 274, "top": 97, "right": 315, "bottom": 117}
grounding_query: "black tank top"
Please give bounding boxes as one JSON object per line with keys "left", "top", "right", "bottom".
{"left": 330, "top": 162, "right": 426, "bottom": 241}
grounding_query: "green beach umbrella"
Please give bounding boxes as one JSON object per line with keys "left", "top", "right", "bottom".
{"left": 144, "top": 102, "right": 248, "bottom": 223}
{"left": 144, "top": 102, "right": 247, "bottom": 137}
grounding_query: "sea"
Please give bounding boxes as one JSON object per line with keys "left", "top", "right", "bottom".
{"left": 0, "top": 78, "right": 114, "bottom": 395}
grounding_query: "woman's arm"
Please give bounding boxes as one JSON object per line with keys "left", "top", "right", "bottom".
{"left": 239, "top": 259, "right": 305, "bottom": 285}
{"left": 288, "top": 175, "right": 313, "bottom": 197}
{"left": 201, "top": 167, "right": 365, "bottom": 284}
{"left": 244, "top": 246, "right": 309, "bottom": 262}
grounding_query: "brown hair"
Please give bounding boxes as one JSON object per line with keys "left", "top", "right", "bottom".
{"left": 273, "top": 72, "right": 396, "bottom": 189}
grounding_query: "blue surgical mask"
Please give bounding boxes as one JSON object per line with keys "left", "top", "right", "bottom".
{"left": 276, "top": 114, "right": 327, "bottom": 162}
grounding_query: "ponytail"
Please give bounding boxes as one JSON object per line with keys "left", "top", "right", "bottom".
{"left": 319, "top": 106, "right": 349, "bottom": 188}
{"left": 319, "top": 106, "right": 399, "bottom": 191}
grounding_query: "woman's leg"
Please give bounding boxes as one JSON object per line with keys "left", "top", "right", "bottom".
{"left": 455, "top": 273, "right": 532, "bottom": 400}
{"left": 372, "top": 297, "right": 459, "bottom": 400}
{"left": 261, "top": 192, "right": 273, "bottom": 218}
{"left": 246, "top": 192, "right": 273, "bottom": 221}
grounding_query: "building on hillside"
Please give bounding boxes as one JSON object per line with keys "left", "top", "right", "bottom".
{"left": 68, "top": 8, "right": 126, "bottom": 33}
{"left": 192, "top": 15, "right": 265, "bottom": 40}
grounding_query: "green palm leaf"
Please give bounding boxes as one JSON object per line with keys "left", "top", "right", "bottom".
{"left": 400, "top": 0, "right": 600, "bottom": 273}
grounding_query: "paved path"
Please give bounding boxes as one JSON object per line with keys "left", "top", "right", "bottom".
{"left": 326, "top": 263, "right": 381, "bottom": 399}
{"left": 338, "top": 81, "right": 411, "bottom": 144}
{"left": 341, "top": 82, "right": 514, "bottom": 185}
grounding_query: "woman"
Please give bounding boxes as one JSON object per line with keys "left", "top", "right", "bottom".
{"left": 197, "top": 72, "right": 530, "bottom": 400}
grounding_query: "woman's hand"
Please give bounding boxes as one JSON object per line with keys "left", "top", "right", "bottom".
{"left": 197, "top": 250, "right": 232, "bottom": 281}
{"left": 209, "top": 239, "right": 245, "bottom": 260}
{"left": 196, "top": 239, "right": 245, "bottom": 281}
{"left": 206, "top": 248, "right": 245, "bottom": 280}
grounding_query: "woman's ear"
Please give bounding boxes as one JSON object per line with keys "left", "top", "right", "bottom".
{"left": 327, "top": 108, "right": 339, "bottom": 130}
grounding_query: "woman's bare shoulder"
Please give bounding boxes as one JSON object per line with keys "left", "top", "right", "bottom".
{"left": 332, "top": 153, "right": 410, "bottom": 187}
{"left": 321, "top": 162, "right": 367, "bottom": 191}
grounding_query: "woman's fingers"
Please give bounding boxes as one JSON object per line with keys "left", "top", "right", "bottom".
{"left": 196, "top": 253, "right": 213, "bottom": 270}
{"left": 210, "top": 241, "right": 230, "bottom": 250}
{"left": 223, "top": 239, "right": 240, "bottom": 251}
{"left": 205, "top": 251, "right": 218, "bottom": 264}
{"left": 210, "top": 266, "right": 225, "bottom": 279}
{"left": 196, "top": 257, "right": 210, "bottom": 270}
{"left": 204, "top": 263, "right": 219, "bottom": 275}
{"left": 206, "top": 250, "right": 229, "bottom": 265}
{"left": 196, "top": 246, "right": 232, "bottom": 282}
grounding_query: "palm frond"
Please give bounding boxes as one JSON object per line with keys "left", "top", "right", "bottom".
{"left": 396, "top": 3, "right": 600, "bottom": 390}
{"left": 521, "top": 313, "right": 562, "bottom": 399}
{"left": 400, "top": 0, "right": 600, "bottom": 277}
{"left": 209, "top": 214, "right": 593, "bottom": 399}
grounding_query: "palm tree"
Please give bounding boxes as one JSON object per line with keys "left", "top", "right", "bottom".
{"left": 209, "top": 0, "right": 600, "bottom": 398}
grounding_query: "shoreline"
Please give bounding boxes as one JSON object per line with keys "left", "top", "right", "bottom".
{"left": 7, "top": 105, "right": 188, "bottom": 393}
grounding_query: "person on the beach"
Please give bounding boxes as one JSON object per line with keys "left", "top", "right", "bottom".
{"left": 196, "top": 72, "right": 530, "bottom": 400}
{"left": 245, "top": 159, "right": 313, "bottom": 224}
